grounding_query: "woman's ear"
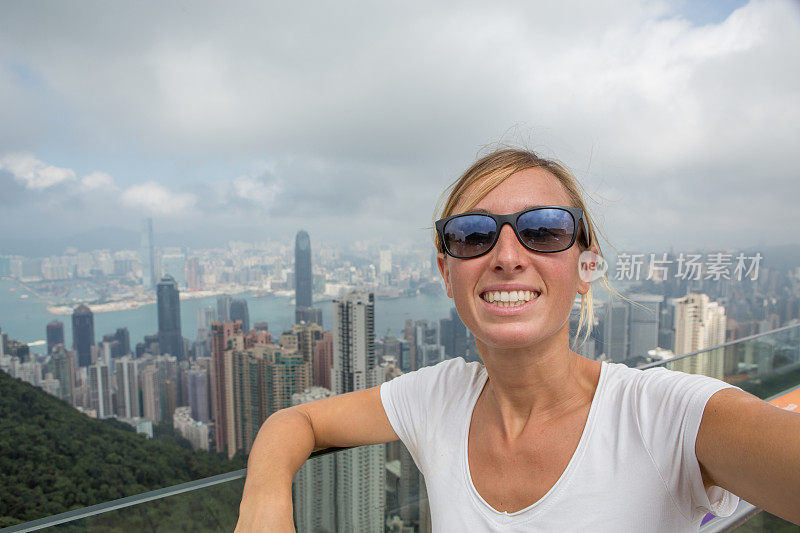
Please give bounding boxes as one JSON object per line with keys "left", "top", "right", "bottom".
{"left": 577, "top": 245, "right": 601, "bottom": 296}
{"left": 437, "top": 253, "right": 454, "bottom": 298}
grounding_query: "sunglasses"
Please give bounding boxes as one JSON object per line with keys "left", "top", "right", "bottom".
{"left": 436, "top": 206, "right": 589, "bottom": 259}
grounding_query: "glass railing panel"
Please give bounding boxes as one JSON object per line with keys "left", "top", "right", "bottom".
{"left": 48, "top": 477, "right": 244, "bottom": 532}
{"left": 9, "top": 328, "right": 799, "bottom": 532}
{"left": 5, "top": 444, "right": 433, "bottom": 533}
{"left": 641, "top": 324, "right": 800, "bottom": 400}
{"left": 729, "top": 511, "right": 799, "bottom": 532}
{"left": 661, "top": 325, "right": 800, "bottom": 532}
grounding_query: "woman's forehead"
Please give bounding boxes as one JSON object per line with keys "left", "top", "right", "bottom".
{"left": 455, "top": 168, "right": 571, "bottom": 213}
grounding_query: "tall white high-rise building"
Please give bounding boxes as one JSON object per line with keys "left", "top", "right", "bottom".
{"left": 16, "top": 360, "right": 42, "bottom": 387}
{"left": 672, "top": 293, "right": 727, "bottom": 378}
{"left": 173, "top": 406, "right": 210, "bottom": 451}
{"left": 331, "top": 292, "right": 385, "bottom": 531}
{"left": 332, "top": 292, "right": 381, "bottom": 393}
{"left": 88, "top": 363, "right": 113, "bottom": 419}
{"left": 141, "top": 366, "right": 162, "bottom": 424}
{"left": 116, "top": 356, "right": 140, "bottom": 418}
{"left": 292, "top": 387, "right": 336, "bottom": 533}
{"left": 197, "top": 307, "right": 216, "bottom": 339}
{"left": 379, "top": 250, "right": 392, "bottom": 276}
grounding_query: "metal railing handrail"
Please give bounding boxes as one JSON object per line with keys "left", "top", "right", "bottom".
{"left": 0, "top": 447, "right": 348, "bottom": 533}
{"left": 636, "top": 323, "right": 800, "bottom": 371}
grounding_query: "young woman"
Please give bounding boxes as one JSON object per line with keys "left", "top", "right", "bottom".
{"left": 236, "top": 149, "right": 800, "bottom": 532}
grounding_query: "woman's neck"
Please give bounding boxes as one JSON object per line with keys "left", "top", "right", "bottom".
{"left": 475, "top": 329, "right": 600, "bottom": 441}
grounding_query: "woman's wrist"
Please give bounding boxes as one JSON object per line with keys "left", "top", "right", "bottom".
{"left": 240, "top": 485, "right": 292, "bottom": 510}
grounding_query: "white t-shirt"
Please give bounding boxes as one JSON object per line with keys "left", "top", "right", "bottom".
{"left": 380, "top": 357, "right": 741, "bottom": 532}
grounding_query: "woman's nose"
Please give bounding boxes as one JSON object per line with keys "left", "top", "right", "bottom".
{"left": 491, "top": 223, "right": 526, "bottom": 272}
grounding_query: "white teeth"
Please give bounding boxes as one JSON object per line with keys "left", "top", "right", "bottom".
{"left": 481, "top": 290, "right": 540, "bottom": 306}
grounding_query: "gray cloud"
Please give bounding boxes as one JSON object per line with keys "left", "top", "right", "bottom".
{"left": 0, "top": 0, "right": 798, "bottom": 252}
{"left": 219, "top": 158, "right": 392, "bottom": 218}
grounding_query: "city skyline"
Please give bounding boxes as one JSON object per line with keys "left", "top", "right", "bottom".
{"left": 4, "top": 1, "right": 800, "bottom": 528}
{"left": 1, "top": 1, "right": 799, "bottom": 254}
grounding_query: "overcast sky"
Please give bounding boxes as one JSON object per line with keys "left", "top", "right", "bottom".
{"left": 1, "top": 0, "right": 798, "bottom": 256}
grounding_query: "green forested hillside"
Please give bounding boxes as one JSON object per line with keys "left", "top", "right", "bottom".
{"left": 0, "top": 370, "right": 245, "bottom": 528}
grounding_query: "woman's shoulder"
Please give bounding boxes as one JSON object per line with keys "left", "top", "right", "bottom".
{"left": 599, "top": 360, "right": 737, "bottom": 408}
{"left": 409, "top": 356, "right": 485, "bottom": 384}
{"left": 383, "top": 356, "right": 485, "bottom": 400}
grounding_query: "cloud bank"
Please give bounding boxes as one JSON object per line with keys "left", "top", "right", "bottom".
{"left": 0, "top": 0, "right": 798, "bottom": 251}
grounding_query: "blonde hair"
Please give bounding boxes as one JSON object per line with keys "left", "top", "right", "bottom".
{"left": 434, "top": 147, "right": 631, "bottom": 353}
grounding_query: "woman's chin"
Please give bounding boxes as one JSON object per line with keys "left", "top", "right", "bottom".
{"left": 476, "top": 325, "right": 553, "bottom": 351}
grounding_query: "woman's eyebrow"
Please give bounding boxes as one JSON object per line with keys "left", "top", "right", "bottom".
{"left": 467, "top": 205, "right": 549, "bottom": 214}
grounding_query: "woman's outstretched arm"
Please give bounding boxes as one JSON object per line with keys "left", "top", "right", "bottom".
{"left": 235, "top": 385, "right": 399, "bottom": 532}
{"left": 696, "top": 387, "right": 800, "bottom": 525}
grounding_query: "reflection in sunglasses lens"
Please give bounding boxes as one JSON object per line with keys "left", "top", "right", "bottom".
{"left": 444, "top": 215, "right": 497, "bottom": 257}
{"left": 518, "top": 209, "right": 574, "bottom": 252}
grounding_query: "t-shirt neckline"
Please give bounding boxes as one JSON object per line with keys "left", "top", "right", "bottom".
{"left": 461, "top": 359, "right": 610, "bottom": 523}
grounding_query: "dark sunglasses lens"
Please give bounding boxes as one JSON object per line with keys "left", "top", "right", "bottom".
{"left": 517, "top": 209, "right": 575, "bottom": 252}
{"left": 443, "top": 215, "right": 497, "bottom": 257}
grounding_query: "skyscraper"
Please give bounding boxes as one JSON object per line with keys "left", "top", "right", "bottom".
{"left": 211, "top": 320, "right": 243, "bottom": 458}
{"left": 296, "top": 306, "right": 323, "bottom": 327}
{"left": 414, "top": 320, "right": 443, "bottom": 368}
{"left": 217, "top": 294, "right": 231, "bottom": 322}
{"left": 229, "top": 298, "right": 250, "bottom": 333}
{"left": 157, "top": 275, "right": 185, "bottom": 360}
{"left": 295, "top": 230, "right": 312, "bottom": 308}
{"left": 115, "top": 327, "right": 131, "bottom": 356}
{"left": 295, "top": 230, "right": 322, "bottom": 326}
{"left": 71, "top": 304, "right": 95, "bottom": 367}
{"left": 49, "top": 345, "right": 74, "bottom": 404}
{"left": 313, "top": 331, "right": 333, "bottom": 389}
{"left": 140, "top": 217, "right": 156, "bottom": 289}
{"left": 88, "top": 363, "right": 113, "bottom": 419}
{"left": 627, "top": 294, "right": 662, "bottom": 359}
{"left": 673, "top": 293, "right": 727, "bottom": 378}
{"left": 102, "top": 327, "right": 130, "bottom": 358}
{"left": 115, "top": 356, "right": 140, "bottom": 418}
{"left": 46, "top": 320, "right": 64, "bottom": 354}
{"left": 292, "top": 387, "right": 336, "bottom": 533}
{"left": 186, "top": 257, "right": 202, "bottom": 290}
{"left": 439, "top": 307, "right": 468, "bottom": 360}
{"left": 333, "top": 292, "right": 380, "bottom": 393}
{"left": 379, "top": 249, "right": 392, "bottom": 277}
{"left": 141, "top": 366, "right": 162, "bottom": 424}
{"left": 187, "top": 368, "right": 210, "bottom": 423}
{"left": 331, "top": 291, "right": 385, "bottom": 531}
{"left": 602, "top": 301, "right": 630, "bottom": 362}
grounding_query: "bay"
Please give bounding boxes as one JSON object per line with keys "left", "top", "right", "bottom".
{"left": 0, "top": 278, "right": 455, "bottom": 356}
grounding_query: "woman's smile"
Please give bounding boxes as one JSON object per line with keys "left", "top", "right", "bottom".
{"left": 479, "top": 285, "right": 541, "bottom": 314}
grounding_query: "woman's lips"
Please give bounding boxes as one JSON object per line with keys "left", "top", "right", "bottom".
{"left": 479, "top": 291, "right": 541, "bottom": 313}
{"left": 480, "top": 289, "right": 540, "bottom": 307}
